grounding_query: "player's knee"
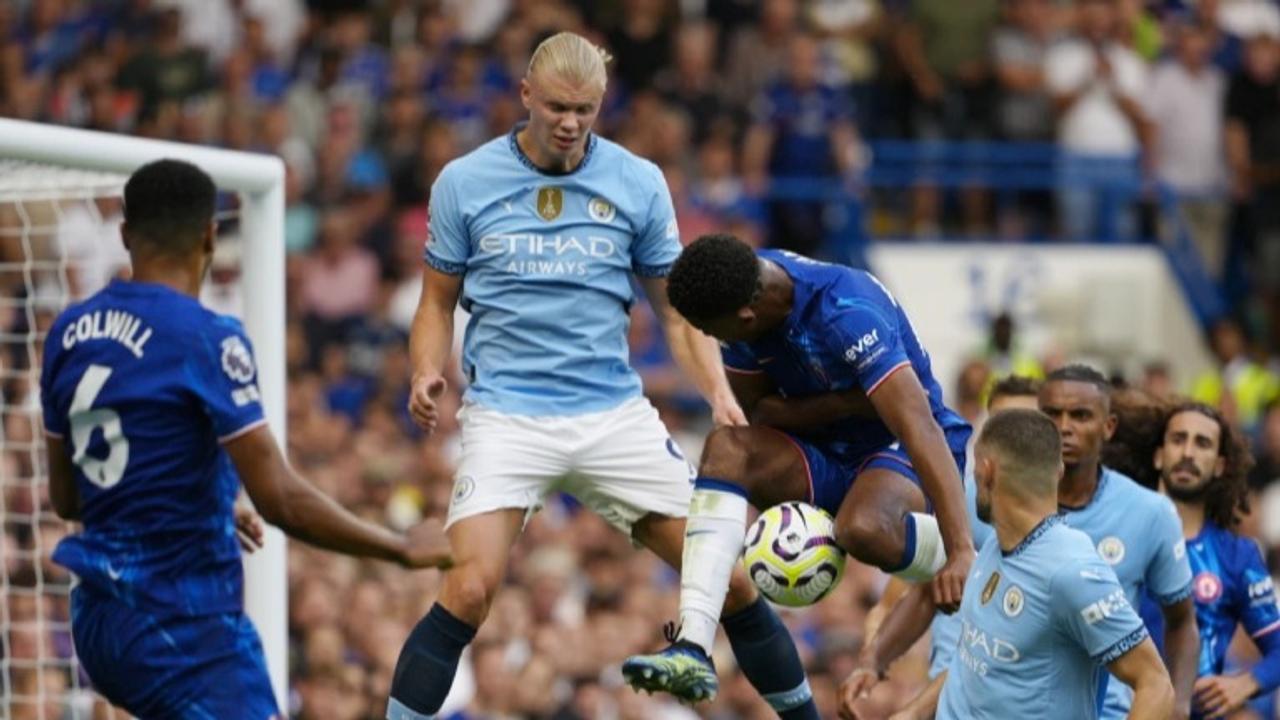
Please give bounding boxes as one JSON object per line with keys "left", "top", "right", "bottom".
{"left": 698, "top": 426, "right": 756, "bottom": 481}
{"left": 439, "top": 564, "right": 500, "bottom": 626}
{"left": 835, "top": 509, "right": 903, "bottom": 569}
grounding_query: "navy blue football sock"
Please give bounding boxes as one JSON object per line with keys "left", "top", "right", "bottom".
{"left": 387, "top": 603, "right": 476, "bottom": 718}
{"left": 723, "top": 596, "right": 820, "bottom": 719}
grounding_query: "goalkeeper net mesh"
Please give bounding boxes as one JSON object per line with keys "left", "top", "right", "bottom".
{"left": 0, "top": 159, "right": 244, "bottom": 719}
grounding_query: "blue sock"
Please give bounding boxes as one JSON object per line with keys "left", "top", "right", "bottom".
{"left": 387, "top": 603, "right": 476, "bottom": 718}
{"left": 723, "top": 596, "right": 819, "bottom": 720}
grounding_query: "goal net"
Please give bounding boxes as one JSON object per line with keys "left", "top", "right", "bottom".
{"left": 0, "top": 121, "right": 288, "bottom": 718}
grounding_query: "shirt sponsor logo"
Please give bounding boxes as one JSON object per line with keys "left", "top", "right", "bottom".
{"left": 1081, "top": 588, "right": 1131, "bottom": 625}
{"left": 537, "top": 187, "right": 563, "bottom": 221}
{"left": 1248, "top": 576, "right": 1275, "bottom": 603}
{"left": 843, "top": 328, "right": 880, "bottom": 363}
{"left": 479, "top": 233, "right": 619, "bottom": 276}
{"left": 1097, "top": 536, "right": 1126, "bottom": 565}
{"left": 958, "top": 620, "right": 1022, "bottom": 677}
{"left": 1194, "top": 571, "right": 1224, "bottom": 604}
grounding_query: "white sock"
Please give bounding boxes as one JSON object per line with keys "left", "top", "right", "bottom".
{"left": 677, "top": 484, "right": 750, "bottom": 655}
{"left": 891, "top": 512, "right": 948, "bottom": 582}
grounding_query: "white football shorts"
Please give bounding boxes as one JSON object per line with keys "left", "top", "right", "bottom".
{"left": 445, "top": 396, "right": 697, "bottom": 535}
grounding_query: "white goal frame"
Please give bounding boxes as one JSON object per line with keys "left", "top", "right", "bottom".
{"left": 0, "top": 118, "right": 289, "bottom": 710}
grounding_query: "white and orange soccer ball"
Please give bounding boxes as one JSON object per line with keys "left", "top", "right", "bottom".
{"left": 742, "top": 501, "right": 847, "bottom": 607}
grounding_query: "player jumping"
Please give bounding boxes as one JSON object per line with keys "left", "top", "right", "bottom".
{"left": 386, "top": 33, "right": 820, "bottom": 719}
{"left": 623, "top": 233, "right": 976, "bottom": 703}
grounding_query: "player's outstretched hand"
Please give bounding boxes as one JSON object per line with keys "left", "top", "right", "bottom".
{"left": 408, "top": 372, "right": 448, "bottom": 435}
{"left": 710, "top": 392, "right": 748, "bottom": 427}
{"left": 837, "top": 667, "right": 881, "bottom": 720}
{"left": 930, "top": 546, "right": 974, "bottom": 614}
{"left": 1194, "top": 673, "right": 1259, "bottom": 719}
{"left": 399, "top": 517, "right": 454, "bottom": 570}
{"left": 234, "top": 501, "right": 265, "bottom": 553}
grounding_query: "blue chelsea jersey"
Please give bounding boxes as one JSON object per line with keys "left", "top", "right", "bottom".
{"left": 1186, "top": 521, "right": 1280, "bottom": 677}
{"left": 720, "top": 249, "right": 968, "bottom": 460}
{"left": 424, "top": 128, "right": 681, "bottom": 416}
{"left": 42, "top": 280, "right": 265, "bottom": 616}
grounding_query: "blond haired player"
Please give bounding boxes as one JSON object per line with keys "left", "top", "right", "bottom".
{"left": 386, "top": 32, "right": 820, "bottom": 719}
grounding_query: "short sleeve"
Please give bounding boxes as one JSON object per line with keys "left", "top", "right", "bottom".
{"left": 1145, "top": 498, "right": 1194, "bottom": 605}
{"left": 1052, "top": 556, "right": 1149, "bottom": 664}
{"left": 1045, "top": 44, "right": 1085, "bottom": 95}
{"left": 1236, "top": 540, "right": 1280, "bottom": 639}
{"left": 721, "top": 342, "right": 762, "bottom": 374}
{"left": 424, "top": 166, "right": 470, "bottom": 275}
{"left": 827, "top": 304, "right": 911, "bottom": 394}
{"left": 632, "top": 162, "right": 681, "bottom": 278}
{"left": 40, "top": 322, "right": 67, "bottom": 437}
{"left": 189, "top": 319, "right": 267, "bottom": 443}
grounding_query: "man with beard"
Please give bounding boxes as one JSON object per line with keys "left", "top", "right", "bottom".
{"left": 1154, "top": 402, "right": 1280, "bottom": 719}
{"left": 880, "top": 409, "right": 1174, "bottom": 720}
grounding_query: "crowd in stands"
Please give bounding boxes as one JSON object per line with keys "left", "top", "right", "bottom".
{"left": 4, "top": 0, "right": 1280, "bottom": 717}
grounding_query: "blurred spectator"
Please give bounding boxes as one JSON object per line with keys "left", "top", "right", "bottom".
{"left": 1147, "top": 19, "right": 1229, "bottom": 280}
{"left": 991, "top": 0, "right": 1059, "bottom": 237}
{"left": 606, "top": 0, "right": 674, "bottom": 94}
{"left": 1046, "top": 0, "right": 1150, "bottom": 241}
{"left": 654, "top": 21, "right": 734, "bottom": 145}
{"left": 978, "top": 311, "right": 1045, "bottom": 381}
{"left": 808, "top": 0, "right": 883, "bottom": 116}
{"left": 297, "top": 206, "right": 381, "bottom": 358}
{"left": 1225, "top": 29, "right": 1280, "bottom": 309}
{"left": 896, "top": 0, "right": 1000, "bottom": 236}
{"left": 743, "top": 32, "right": 860, "bottom": 256}
{"left": 723, "top": 0, "right": 798, "bottom": 108}
{"left": 1140, "top": 359, "right": 1176, "bottom": 399}
{"left": 115, "top": 7, "right": 213, "bottom": 113}
{"left": 1191, "top": 317, "right": 1280, "bottom": 433}
{"left": 1250, "top": 401, "right": 1280, "bottom": 489}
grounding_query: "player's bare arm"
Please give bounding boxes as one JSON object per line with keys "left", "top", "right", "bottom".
{"left": 867, "top": 366, "right": 974, "bottom": 611}
{"left": 225, "top": 425, "right": 451, "bottom": 569}
{"left": 1107, "top": 637, "right": 1175, "bottom": 720}
{"left": 640, "top": 275, "right": 745, "bottom": 426}
{"left": 45, "top": 436, "right": 81, "bottom": 521}
{"left": 408, "top": 265, "right": 463, "bottom": 435}
{"left": 839, "top": 580, "right": 937, "bottom": 716}
{"left": 883, "top": 670, "right": 945, "bottom": 720}
{"left": 1160, "top": 596, "right": 1199, "bottom": 719}
{"left": 725, "top": 364, "right": 876, "bottom": 432}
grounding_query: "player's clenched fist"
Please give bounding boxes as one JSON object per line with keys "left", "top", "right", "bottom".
{"left": 408, "top": 372, "right": 448, "bottom": 434}
{"left": 931, "top": 546, "right": 974, "bottom": 614}
{"left": 399, "top": 517, "right": 453, "bottom": 569}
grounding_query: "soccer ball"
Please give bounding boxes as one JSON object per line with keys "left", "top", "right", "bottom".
{"left": 742, "top": 502, "right": 846, "bottom": 607}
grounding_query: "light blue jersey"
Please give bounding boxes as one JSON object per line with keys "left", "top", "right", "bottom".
{"left": 929, "top": 468, "right": 995, "bottom": 677}
{"left": 424, "top": 126, "right": 681, "bottom": 416}
{"left": 1059, "top": 467, "right": 1194, "bottom": 718}
{"left": 938, "top": 517, "right": 1148, "bottom": 720}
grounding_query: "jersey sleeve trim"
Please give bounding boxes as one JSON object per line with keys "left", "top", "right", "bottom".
{"left": 1152, "top": 583, "right": 1193, "bottom": 607}
{"left": 866, "top": 360, "right": 912, "bottom": 396}
{"left": 725, "top": 365, "right": 766, "bottom": 375}
{"left": 43, "top": 428, "right": 64, "bottom": 439}
{"left": 1095, "top": 626, "right": 1150, "bottom": 665}
{"left": 217, "top": 417, "right": 269, "bottom": 445}
{"left": 633, "top": 262, "right": 674, "bottom": 278}
{"left": 424, "top": 251, "right": 466, "bottom": 276}
{"left": 1253, "top": 619, "right": 1280, "bottom": 639}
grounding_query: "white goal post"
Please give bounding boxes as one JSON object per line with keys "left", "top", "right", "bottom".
{"left": 0, "top": 118, "right": 289, "bottom": 711}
